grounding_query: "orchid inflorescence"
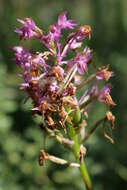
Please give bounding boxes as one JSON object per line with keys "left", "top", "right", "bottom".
{"left": 13, "top": 12, "right": 116, "bottom": 189}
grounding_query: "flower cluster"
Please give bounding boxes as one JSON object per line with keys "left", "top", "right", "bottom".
{"left": 13, "top": 12, "right": 116, "bottom": 167}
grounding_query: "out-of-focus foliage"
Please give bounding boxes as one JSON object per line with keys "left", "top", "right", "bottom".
{"left": 0, "top": 0, "right": 127, "bottom": 190}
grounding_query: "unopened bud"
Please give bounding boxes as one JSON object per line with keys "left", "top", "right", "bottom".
{"left": 73, "top": 107, "right": 81, "bottom": 124}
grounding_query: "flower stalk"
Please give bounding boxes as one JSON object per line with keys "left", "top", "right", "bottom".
{"left": 67, "top": 122, "right": 93, "bottom": 190}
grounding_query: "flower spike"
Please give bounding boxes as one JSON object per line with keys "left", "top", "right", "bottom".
{"left": 13, "top": 12, "right": 116, "bottom": 190}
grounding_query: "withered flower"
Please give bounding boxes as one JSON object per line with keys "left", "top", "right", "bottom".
{"left": 98, "top": 84, "right": 116, "bottom": 106}
{"left": 105, "top": 93, "right": 116, "bottom": 107}
{"left": 106, "top": 111, "right": 115, "bottom": 128}
{"left": 96, "top": 65, "right": 113, "bottom": 81}
{"left": 52, "top": 66, "right": 64, "bottom": 81}
{"left": 79, "top": 145, "right": 87, "bottom": 163}
{"left": 77, "top": 25, "right": 92, "bottom": 40}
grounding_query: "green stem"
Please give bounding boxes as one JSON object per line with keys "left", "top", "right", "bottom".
{"left": 67, "top": 123, "right": 93, "bottom": 190}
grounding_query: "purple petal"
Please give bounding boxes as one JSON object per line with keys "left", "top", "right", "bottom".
{"left": 57, "top": 12, "right": 77, "bottom": 29}
{"left": 16, "top": 18, "right": 39, "bottom": 39}
{"left": 98, "top": 84, "right": 112, "bottom": 101}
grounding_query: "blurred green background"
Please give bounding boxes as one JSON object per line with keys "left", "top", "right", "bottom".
{"left": 0, "top": 0, "right": 127, "bottom": 190}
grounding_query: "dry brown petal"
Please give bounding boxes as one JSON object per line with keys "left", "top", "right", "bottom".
{"left": 31, "top": 68, "right": 40, "bottom": 77}
{"left": 67, "top": 83, "right": 76, "bottom": 96}
{"left": 81, "top": 110, "right": 88, "bottom": 119}
{"left": 46, "top": 115, "right": 55, "bottom": 127}
{"left": 41, "top": 51, "right": 52, "bottom": 60}
{"left": 59, "top": 120, "right": 66, "bottom": 132}
{"left": 40, "top": 101, "right": 56, "bottom": 112}
{"left": 79, "top": 120, "right": 87, "bottom": 128}
{"left": 106, "top": 111, "right": 115, "bottom": 128}
{"left": 103, "top": 70, "right": 112, "bottom": 81}
{"left": 28, "top": 87, "right": 39, "bottom": 106}
{"left": 104, "top": 131, "right": 114, "bottom": 144}
{"left": 84, "top": 111, "right": 88, "bottom": 119}
{"left": 79, "top": 145, "right": 87, "bottom": 163}
{"left": 103, "top": 112, "right": 115, "bottom": 144}
{"left": 62, "top": 97, "right": 77, "bottom": 107}
{"left": 40, "top": 101, "right": 48, "bottom": 110}
{"left": 49, "top": 92, "right": 58, "bottom": 101}
{"left": 97, "top": 66, "right": 112, "bottom": 81}
{"left": 29, "top": 80, "right": 39, "bottom": 86}
{"left": 59, "top": 106, "right": 67, "bottom": 120}
{"left": 52, "top": 66, "right": 63, "bottom": 81}
{"left": 39, "top": 150, "right": 48, "bottom": 166}
{"left": 79, "top": 120, "right": 86, "bottom": 141}
{"left": 78, "top": 25, "right": 92, "bottom": 39}
{"left": 105, "top": 93, "right": 116, "bottom": 107}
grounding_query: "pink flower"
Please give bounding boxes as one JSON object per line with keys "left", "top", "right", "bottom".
{"left": 68, "top": 46, "right": 92, "bottom": 74}
{"left": 15, "top": 18, "right": 41, "bottom": 39}
{"left": 98, "top": 84, "right": 115, "bottom": 106}
{"left": 98, "top": 84, "right": 111, "bottom": 101}
{"left": 49, "top": 24, "right": 61, "bottom": 41}
{"left": 13, "top": 46, "right": 31, "bottom": 69}
{"left": 31, "top": 53, "right": 50, "bottom": 71}
{"left": 96, "top": 66, "right": 113, "bottom": 81}
{"left": 57, "top": 12, "right": 77, "bottom": 30}
{"left": 41, "top": 24, "right": 61, "bottom": 45}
